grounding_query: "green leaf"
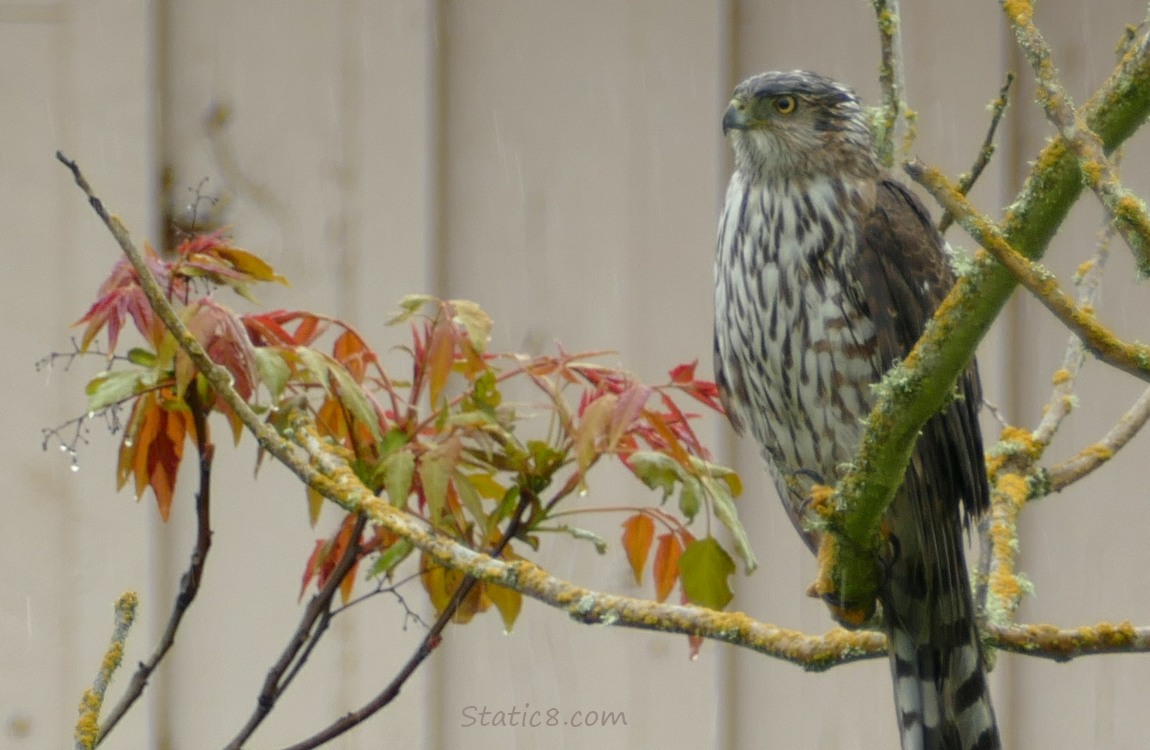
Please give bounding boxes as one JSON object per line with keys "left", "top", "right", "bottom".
{"left": 418, "top": 451, "right": 451, "bottom": 522}
{"left": 678, "top": 475, "right": 702, "bottom": 521}
{"left": 692, "top": 457, "right": 758, "bottom": 573}
{"left": 85, "top": 370, "right": 145, "bottom": 412}
{"left": 329, "top": 362, "right": 382, "bottom": 443}
{"left": 679, "top": 537, "right": 735, "bottom": 611}
{"left": 450, "top": 299, "right": 493, "bottom": 352}
{"left": 367, "top": 538, "right": 414, "bottom": 579}
{"left": 294, "top": 346, "right": 331, "bottom": 385}
{"left": 628, "top": 451, "right": 681, "bottom": 500}
{"left": 253, "top": 347, "right": 291, "bottom": 400}
{"left": 387, "top": 294, "right": 435, "bottom": 325}
{"left": 126, "top": 347, "right": 157, "bottom": 367}
{"left": 454, "top": 470, "right": 488, "bottom": 528}
{"left": 380, "top": 450, "right": 415, "bottom": 507}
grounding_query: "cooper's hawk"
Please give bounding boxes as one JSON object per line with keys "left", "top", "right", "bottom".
{"left": 713, "top": 71, "right": 1000, "bottom": 750}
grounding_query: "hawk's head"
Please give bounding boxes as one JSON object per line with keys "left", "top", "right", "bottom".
{"left": 723, "top": 70, "right": 878, "bottom": 181}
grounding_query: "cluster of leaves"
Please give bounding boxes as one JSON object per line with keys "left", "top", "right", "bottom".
{"left": 74, "top": 231, "right": 753, "bottom": 632}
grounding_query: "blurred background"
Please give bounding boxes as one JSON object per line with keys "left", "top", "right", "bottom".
{"left": 5, "top": 1, "right": 1150, "bottom": 748}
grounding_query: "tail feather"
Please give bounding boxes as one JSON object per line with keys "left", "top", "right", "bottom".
{"left": 882, "top": 455, "right": 1001, "bottom": 750}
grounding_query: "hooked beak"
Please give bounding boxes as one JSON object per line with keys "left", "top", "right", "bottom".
{"left": 723, "top": 98, "right": 750, "bottom": 134}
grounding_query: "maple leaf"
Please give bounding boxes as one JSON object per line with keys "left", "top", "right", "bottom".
{"left": 75, "top": 250, "right": 173, "bottom": 351}
{"left": 117, "top": 389, "right": 194, "bottom": 521}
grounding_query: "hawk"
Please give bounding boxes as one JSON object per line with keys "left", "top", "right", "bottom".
{"left": 713, "top": 71, "right": 1000, "bottom": 750}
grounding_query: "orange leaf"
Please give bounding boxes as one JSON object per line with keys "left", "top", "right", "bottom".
{"left": 300, "top": 539, "right": 325, "bottom": 600}
{"left": 339, "top": 558, "right": 360, "bottom": 605}
{"left": 621, "top": 513, "right": 655, "bottom": 585}
{"left": 293, "top": 314, "right": 325, "bottom": 346}
{"left": 653, "top": 532, "right": 683, "bottom": 602}
{"left": 333, "top": 329, "right": 370, "bottom": 382}
{"left": 641, "top": 408, "right": 691, "bottom": 467}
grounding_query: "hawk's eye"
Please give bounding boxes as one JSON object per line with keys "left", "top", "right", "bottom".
{"left": 773, "top": 95, "right": 797, "bottom": 115}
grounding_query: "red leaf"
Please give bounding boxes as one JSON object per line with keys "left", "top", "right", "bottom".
{"left": 185, "top": 299, "right": 258, "bottom": 402}
{"left": 607, "top": 384, "right": 651, "bottom": 450}
{"left": 669, "top": 361, "right": 698, "bottom": 384}
{"left": 621, "top": 514, "right": 655, "bottom": 585}
{"left": 425, "top": 318, "right": 455, "bottom": 405}
{"left": 74, "top": 255, "right": 168, "bottom": 351}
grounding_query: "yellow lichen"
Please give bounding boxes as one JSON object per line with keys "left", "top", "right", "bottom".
{"left": 1084, "top": 443, "right": 1114, "bottom": 461}
{"left": 1051, "top": 368, "right": 1072, "bottom": 385}
{"left": 996, "top": 472, "right": 1031, "bottom": 509}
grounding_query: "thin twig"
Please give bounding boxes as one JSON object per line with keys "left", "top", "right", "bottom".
{"left": 94, "top": 389, "right": 214, "bottom": 746}
{"left": 1003, "top": 0, "right": 1150, "bottom": 276}
{"left": 223, "top": 513, "right": 369, "bottom": 750}
{"left": 1031, "top": 225, "right": 1114, "bottom": 447}
{"left": 1047, "top": 384, "right": 1150, "bottom": 491}
{"left": 905, "top": 160, "right": 1150, "bottom": 385}
{"left": 275, "top": 489, "right": 536, "bottom": 750}
{"left": 938, "top": 73, "right": 1015, "bottom": 234}
{"left": 975, "top": 224, "right": 1111, "bottom": 621}
{"left": 872, "top": 0, "right": 908, "bottom": 166}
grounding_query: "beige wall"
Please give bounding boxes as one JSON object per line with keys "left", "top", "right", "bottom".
{"left": 4, "top": 1, "right": 1150, "bottom": 748}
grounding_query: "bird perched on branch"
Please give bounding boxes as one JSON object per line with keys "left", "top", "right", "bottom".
{"left": 713, "top": 70, "right": 1000, "bottom": 750}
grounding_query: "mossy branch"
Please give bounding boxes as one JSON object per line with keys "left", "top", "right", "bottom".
{"left": 75, "top": 592, "right": 137, "bottom": 750}
{"left": 1004, "top": 0, "right": 1150, "bottom": 276}
{"left": 907, "top": 160, "right": 1150, "bottom": 385}
{"left": 816, "top": 21, "right": 1150, "bottom": 619}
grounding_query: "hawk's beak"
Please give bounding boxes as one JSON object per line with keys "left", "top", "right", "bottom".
{"left": 723, "top": 99, "right": 750, "bottom": 134}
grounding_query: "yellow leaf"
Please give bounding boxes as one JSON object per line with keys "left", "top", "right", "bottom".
{"left": 486, "top": 582, "right": 522, "bottom": 633}
{"left": 307, "top": 485, "right": 324, "bottom": 527}
{"left": 214, "top": 245, "right": 289, "bottom": 285}
{"left": 467, "top": 472, "right": 506, "bottom": 500}
{"left": 575, "top": 394, "right": 617, "bottom": 473}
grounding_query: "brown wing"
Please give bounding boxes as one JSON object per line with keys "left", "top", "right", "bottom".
{"left": 853, "top": 177, "right": 988, "bottom": 522}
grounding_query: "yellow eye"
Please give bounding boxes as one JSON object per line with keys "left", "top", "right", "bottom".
{"left": 773, "top": 95, "right": 797, "bottom": 115}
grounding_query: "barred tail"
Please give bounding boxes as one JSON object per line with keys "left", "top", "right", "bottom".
{"left": 882, "top": 509, "right": 1001, "bottom": 750}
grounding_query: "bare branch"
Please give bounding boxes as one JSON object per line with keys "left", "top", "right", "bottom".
{"left": 872, "top": 0, "right": 909, "bottom": 165}
{"left": 938, "top": 73, "right": 1014, "bottom": 234}
{"left": 1047, "top": 384, "right": 1150, "bottom": 491}
{"left": 223, "top": 513, "right": 369, "bottom": 750}
{"left": 95, "top": 390, "right": 215, "bottom": 746}
{"left": 1031, "top": 226, "right": 1114, "bottom": 446}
